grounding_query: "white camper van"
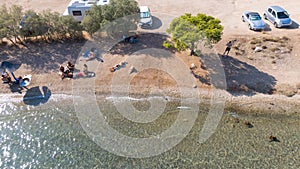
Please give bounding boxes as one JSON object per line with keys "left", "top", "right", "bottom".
{"left": 63, "top": 0, "right": 109, "bottom": 22}
{"left": 139, "top": 6, "right": 152, "bottom": 28}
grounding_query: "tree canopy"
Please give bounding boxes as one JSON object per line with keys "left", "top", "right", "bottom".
{"left": 166, "top": 13, "right": 224, "bottom": 54}
{"left": 81, "top": 0, "right": 139, "bottom": 35}
{"left": 0, "top": 0, "right": 139, "bottom": 45}
{"left": 0, "top": 4, "right": 83, "bottom": 45}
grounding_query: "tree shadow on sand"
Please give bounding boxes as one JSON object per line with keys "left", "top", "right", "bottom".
{"left": 201, "top": 53, "right": 276, "bottom": 96}
{"left": 23, "top": 86, "right": 51, "bottom": 106}
{"left": 0, "top": 60, "right": 22, "bottom": 72}
{"left": 109, "top": 33, "right": 175, "bottom": 57}
{"left": 0, "top": 39, "right": 86, "bottom": 73}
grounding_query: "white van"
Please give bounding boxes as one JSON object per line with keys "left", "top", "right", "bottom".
{"left": 63, "top": 0, "right": 109, "bottom": 22}
{"left": 139, "top": 6, "right": 153, "bottom": 28}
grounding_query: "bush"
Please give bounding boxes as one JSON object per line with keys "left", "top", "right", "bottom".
{"left": 162, "top": 41, "right": 175, "bottom": 49}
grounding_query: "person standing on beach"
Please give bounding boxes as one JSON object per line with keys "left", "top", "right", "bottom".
{"left": 223, "top": 41, "right": 233, "bottom": 56}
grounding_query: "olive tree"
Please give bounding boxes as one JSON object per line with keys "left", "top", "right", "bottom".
{"left": 166, "top": 13, "right": 224, "bottom": 55}
{"left": 81, "top": 0, "right": 139, "bottom": 35}
{"left": 0, "top": 5, "right": 24, "bottom": 45}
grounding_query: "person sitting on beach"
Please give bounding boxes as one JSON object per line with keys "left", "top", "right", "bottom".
{"left": 83, "top": 64, "right": 88, "bottom": 75}
{"left": 109, "top": 61, "right": 127, "bottom": 72}
{"left": 83, "top": 48, "right": 96, "bottom": 61}
{"left": 1, "top": 72, "right": 12, "bottom": 83}
{"left": 59, "top": 65, "right": 70, "bottom": 79}
{"left": 67, "top": 62, "right": 75, "bottom": 73}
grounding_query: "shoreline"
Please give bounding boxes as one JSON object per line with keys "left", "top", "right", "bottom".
{"left": 1, "top": 86, "right": 300, "bottom": 115}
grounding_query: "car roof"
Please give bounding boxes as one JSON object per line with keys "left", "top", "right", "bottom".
{"left": 269, "top": 6, "right": 286, "bottom": 12}
{"left": 140, "top": 6, "right": 149, "bottom": 12}
{"left": 248, "top": 12, "right": 260, "bottom": 16}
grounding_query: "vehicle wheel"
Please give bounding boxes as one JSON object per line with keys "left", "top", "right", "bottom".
{"left": 242, "top": 16, "right": 245, "bottom": 22}
{"left": 248, "top": 24, "right": 252, "bottom": 30}
{"left": 274, "top": 22, "right": 278, "bottom": 28}
{"left": 263, "top": 13, "right": 267, "bottom": 20}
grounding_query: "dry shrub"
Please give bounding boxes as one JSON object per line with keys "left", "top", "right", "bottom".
{"left": 287, "top": 45, "right": 293, "bottom": 51}
{"left": 270, "top": 47, "right": 280, "bottom": 52}
{"left": 249, "top": 38, "right": 262, "bottom": 44}
{"left": 280, "top": 43, "right": 287, "bottom": 47}
{"left": 281, "top": 36, "right": 289, "bottom": 41}
{"left": 263, "top": 37, "right": 280, "bottom": 42}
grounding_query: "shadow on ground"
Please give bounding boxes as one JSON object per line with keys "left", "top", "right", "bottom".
{"left": 109, "top": 33, "right": 174, "bottom": 57}
{"left": 140, "top": 16, "right": 162, "bottom": 30}
{"left": 201, "top": 53, "right": 276, "bottom": 96}
{"left": 0, "top": 39, "right": 86, "bottom": 73}
{"left": 23, "top": 86, "right": 51, "bottom": 106}
{"left": 0, "top": 60, "right": 22, "bottom": 72}
{"left": 289, "top": 20, "right": 299, "bottom": 29}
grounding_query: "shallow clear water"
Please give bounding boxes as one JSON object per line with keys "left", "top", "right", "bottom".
{"left": 0, "top": 97, "right": 299, "bottom": 168}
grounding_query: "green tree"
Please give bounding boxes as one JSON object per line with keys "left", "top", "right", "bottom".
{"left": 20, "top": 10, "right": 45, "bottom": 39}
{"left": 81, "top": 5, "right": 104, "bottom": 35}
{"left": 59, "top": 15, "right": 83, "bottom": 40}
{"left": 102, "top": 0, "right": 139, "bottom": 21}
{"left": 40, "top": 10, "right": 61, "bottom": 41}
{"left": 0, "top": 5, "right": 23, "bottom": 45}
{"left": 167, "top": 13, "right": 224, "bottom": 55}
{"left": 81, "top": 0, "right": 139, "bottom": 35}
{"left": 0, "top": 5, "right": 10, "bottom": 43}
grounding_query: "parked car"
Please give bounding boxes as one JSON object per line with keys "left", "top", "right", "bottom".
{"left": 263, "top": 6, "right": 292, "bottom": 28}
{"left": 242, "top": 12, "right": 266, "bottom": 31}
{"left": 139, "top": 6, "right": 153, "bottom": 28}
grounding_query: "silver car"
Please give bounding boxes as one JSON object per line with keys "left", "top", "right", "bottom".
{"left": 263, "top": 6, "right": 292, "bottom": 28}
{"left": 242, "top": 12, "right": 266, "bottom": 31}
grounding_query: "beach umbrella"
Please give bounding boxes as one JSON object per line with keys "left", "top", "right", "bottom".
{"left": 0, "top": 60, "right": 22, "bottom": 72}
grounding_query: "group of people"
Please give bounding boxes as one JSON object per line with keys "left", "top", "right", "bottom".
{"left": 59, "top": 62, "right": 76, "bottom": 79}
{"left": 59, "top": 62, "right": 95, "bottom": 80}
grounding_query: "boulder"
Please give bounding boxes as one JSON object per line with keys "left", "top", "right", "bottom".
{"left": 254, "top": 46, "right": 263, "bottom": 53}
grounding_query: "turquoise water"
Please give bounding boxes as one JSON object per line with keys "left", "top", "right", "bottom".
{"left": 0, "top": 97, "right": 299, "bottom": 168}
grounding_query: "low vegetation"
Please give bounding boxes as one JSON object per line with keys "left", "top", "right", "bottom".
{"left": 232, "top": 36, "right": 293, "bottom": 64}
{"left": 0, "top": 0, "right": 139, "bottom": 46}
{"left": 0, "top": 5, "right": 83, "bottom": 46}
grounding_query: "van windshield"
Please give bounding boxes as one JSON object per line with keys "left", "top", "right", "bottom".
{"left": 277, "top": 11, "right": 289, "bottom": 19}
{"left": 140, "top": 12, "right": 150, "bottom": 18}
